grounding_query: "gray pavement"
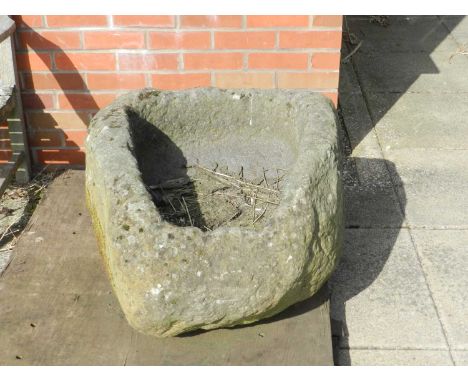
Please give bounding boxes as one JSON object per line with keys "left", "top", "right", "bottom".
{"left": 332, "top": 15, "right": 468, "bottom": 365}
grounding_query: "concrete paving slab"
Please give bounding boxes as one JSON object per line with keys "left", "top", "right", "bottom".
{"left": 353, "top": 51, "right": 468, "bottom": 93}
{"left": 347, "top": 16, "right": 459, "bottom": 53}
{"left": 385, "top": 149, "right": 468, "bottom": 228}
{"left": 440, "top": 16, "right": 468, "bottom": 46}
{"left": 337, "top": 349, "right": 453, "bottom": 366}
{"left": 366, "top": 92, "right": 468, "bottom": 150}
{"left": 338, "top": 92, "right": 382, "bottom": 153}
{"left": 344, "top": 184, "right": 404, "bottom": 229}
{"left": 343, "top": 157, "right": 404, "bottom": 229}
{"left": 411, "top": 230, "right": 468, "bottom": 350}
{"left": 440, "top": 16, "right": 468, "bottom": 33}
{"left": 0, "top": 170, "right": 334, "bottom": 366}
{"left": 339, "top": 57, "right": 362, "bottom": 94}
{"left": 330, "top": 228, "right": 447, "bottom": 350}
{"left": 452, "top": 351, "right": 468, "bottom": 366}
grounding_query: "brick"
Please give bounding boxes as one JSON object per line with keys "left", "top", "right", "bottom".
{"left": 313, "top": 16, "right": 343, "bottom": 28}
{"left": 63, "top": 130, "right": 88, "bottom": 147}
{"left": 87, "top": 73, "right": 146, "bottom": 90}
{"left": 28, "top": 130, "right": 62, "bottom": 147}
{"left": 184, "top": 53, "right": 243, "bottom": 70}
{"left": 21, "top": 93, "right": 54, "bottom": 109}
{"left": 0, "top": 150, "right": 12, "bottom": 162}
{"left": 0, "top": 139, "right": 10, "bottom": 150}
{"left": 55, "top": 53, "right": 116, "bottom": 71}
{"left": 323, "top": 92, "right": 338, "bottom": 106}
{"left": 13, "top": 15, "right": 43, "bottom": 28}
{"left": 83, "top": 31, "right": 145, "bottom": 49}
{"left": 46, "top": 15, "right": 108, "bottom": 27}
{"left": 0, "top": 129, "right": 11, "bottom": 149}
{"left": 17, "top": 31, "right": 81, "bottom": 50}
{"left": 249, "top": 53, "right": 308, "bottom": 70}
{"left": 22, "top": 73, "right": 86, "bottom": 90}
{"left": 58, "top": 93, "right": 117, "bottom": 110}
{"left": 280, "top": 31, "right": 342, "bottom": 49}
{"left": 16, "top": 52, "right": 52, "bottom": 71}
{"left": 119, "top": 53, "right": 178, "bottom": 71}
{"left": 215, "top": 72, "right": 274, "bottom": 88}
{"left": 0, "top": 129, "right": 9, "bottom": 140}
{"left": 247, "top": 16, "right": 309, "bottom": 28}
{"left": 26, "top": 112, "right": 90, "bottom": 130}
{"left": 113, "top": 16, "right": 175, "bottom": 27}
{"left": 311, "top": 52, "right": 341, "bottom": 70}
{"left": 35, "top": 149, "right": 85, "bottom": 165}
{"left": 277, "top": 72, "right": 339, "bottom": 89}
{"left": 180, "top": 16, "right": 242, "bottom": 28}
{"left": 215, "top": 32, "right": 275, "bottom": 49}
{"left": 149, "top": 32, "right": 211, "bottom": 50}
{"left": 151, "top": 73, "right": 211, "bottom": 89}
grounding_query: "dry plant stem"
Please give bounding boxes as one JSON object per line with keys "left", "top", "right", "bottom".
{"left": 262, "top": 168, "right": 269, "bottom": 188}
{"left": 342, "top": 40, "right": 362, "bottom": 64}
{"left": 210, "top": 190, "right": 279, "bottom": 206}
{"left": 252, "top": 190, "right": 257, "bottom": 221}
{"left": 0, "top": 221, "right": 16, "bottom": 243}
{"left": 253, "top": 207, "right": 267, "bottom": 224}
{"left": 193, "top": 164, "right": 279, "bottom": 194}
{"left": 449, "top": 47, "right": 468, "bottom": 63}
{"left": 181, "top": 196, "right": 193, "bottom": 226}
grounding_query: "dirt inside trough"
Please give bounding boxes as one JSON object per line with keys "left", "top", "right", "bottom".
{"left": 148, "top": 165, "right": 286, "bottom": 231}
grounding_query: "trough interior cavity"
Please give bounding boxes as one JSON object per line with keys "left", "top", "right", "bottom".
{"left": 127, "top": 92, "right": 300, "bottom": 230}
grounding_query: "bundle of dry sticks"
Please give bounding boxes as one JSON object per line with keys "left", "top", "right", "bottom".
{"left": 147, "top": 164, "right": 286, "bottom": 231}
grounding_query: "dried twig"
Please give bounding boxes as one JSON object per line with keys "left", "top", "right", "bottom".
{"left": 449, "top": 45, "right": 468, "bottom": 63}
{"left": 149, "top": 177, "right": 191, "bottom": 190}
{"left": 0, "top": 221, "right": 16, "bottom": 243}
{"left": 193, "top": 164, "right": 280, "bottom": 194}
{"left": 262, "top": 168, "right": 269, "bottom": 188}
{"left": 252, "top": 190, "right": 257, "bottom": 221}
{"left": 253, "top": 207, "right": 267, "bottom": 224}
{"left": 341, "top": 40, "right": 363, "bottom": 64}
{"left": 181, "top": 196, "right": 193, "bottom": 226}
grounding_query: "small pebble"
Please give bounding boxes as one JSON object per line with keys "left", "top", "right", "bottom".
{"left": 16, "top": 355, "right": 23, "bottom": 360}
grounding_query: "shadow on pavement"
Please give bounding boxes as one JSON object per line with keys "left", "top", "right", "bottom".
{"left": 330, "top": 15, "right": 460, "bottom": 365}
{"left": 340, "top": 15, "right": 464, "bottom": 132}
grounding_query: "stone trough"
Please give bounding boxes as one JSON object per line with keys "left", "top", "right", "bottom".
{"left": 85, "top": 88, "right": 343, "bottom": 337}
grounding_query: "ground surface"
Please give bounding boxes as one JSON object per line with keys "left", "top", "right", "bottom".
{"left": 0, "top": 170, "right": 58, "bottom": 274}
{"left": 331, "top": 15, "right": 468, "bottom": 365}
{"left": 0, "top": 171, "right": 333, "bottom": 366}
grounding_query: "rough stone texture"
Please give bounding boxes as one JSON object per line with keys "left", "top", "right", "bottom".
{"left": 85, "top": 88, "right": 343, "bottom": 337}
{"left": 0, "top": 86, "right": 14, "bottom": 123}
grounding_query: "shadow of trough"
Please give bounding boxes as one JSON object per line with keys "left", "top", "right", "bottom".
{"left": 330, "top": 104, "right": 407, "bottom": 364}
{"left": 330, "top": 156, "right": 406, "bottom": 365}
{"left": 329, "top": 15, "right": 461, "bottom": 365}
{"left": 127, "top": 110, "right": 208, "bottom": 230}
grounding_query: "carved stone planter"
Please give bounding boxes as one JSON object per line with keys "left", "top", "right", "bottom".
{"left": 85, "top": 88, "right": 343, "bottom": 337}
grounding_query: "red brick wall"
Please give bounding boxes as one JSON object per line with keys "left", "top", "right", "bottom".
{"left": 1, "top": 15, "right": 342, "bottom": 168}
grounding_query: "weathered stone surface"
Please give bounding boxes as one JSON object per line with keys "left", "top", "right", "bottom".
{"left": 0, "top": 86, "right": 15, "bottom": 123}
{"left": 85, "top": 88, "right": 343, "bottom": 337}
